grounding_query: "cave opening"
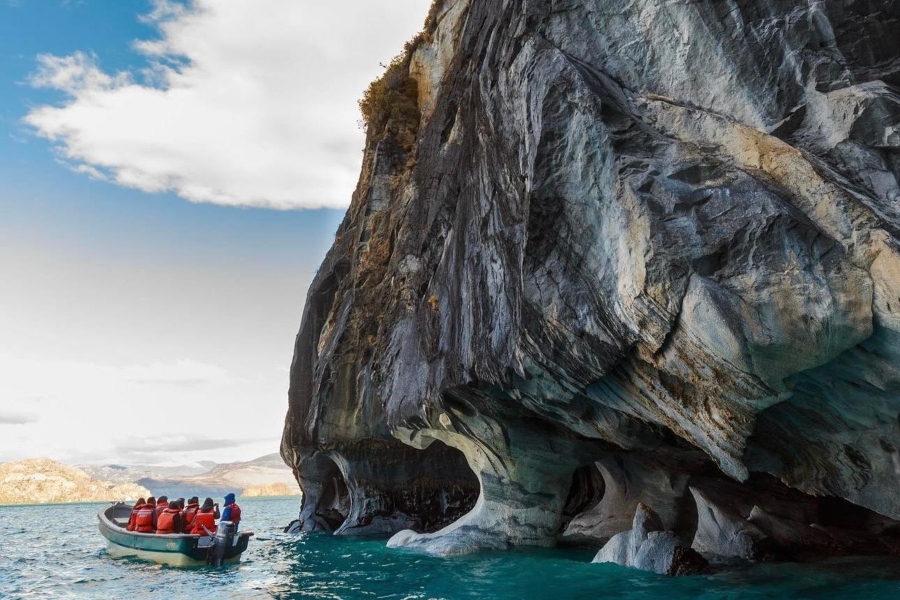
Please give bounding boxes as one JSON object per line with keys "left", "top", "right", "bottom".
{"left": 817, "top": 495, "right": 900, "bottom": 537}
{"left": 394, "top": 440, "right": 480, "bottom": 533}
{"left": 313, "top": 455, "right": 351, "bottom": 532}
{"left": 561, "top": 463, "right": 606, "bottom": 529}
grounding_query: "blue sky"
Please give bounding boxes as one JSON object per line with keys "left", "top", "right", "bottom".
{"left": 0, "top": 0, "right": 430, "bottom": 465}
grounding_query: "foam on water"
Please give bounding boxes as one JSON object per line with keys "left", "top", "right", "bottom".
{"left": 2, "top": 497, "right": 900, "bottom": 599}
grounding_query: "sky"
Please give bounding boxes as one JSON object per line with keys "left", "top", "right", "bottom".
{"left": 0, "top": 0, "right": 431, "bottom": 466}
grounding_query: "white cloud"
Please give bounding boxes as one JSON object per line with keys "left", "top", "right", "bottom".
{"left": 122, "top": 358, "right": 235, "bottom": 386}
{"left": 24, "top": 0, "right": 432, "bottom": 209}
{"left": 0, "top": 354, "right": 286, "bottom": 465}
{"left": 29, "top": 51, "right": 128, "bottom": 91}
{"left": 0, "top": 410, "right": 38, "bottom": 425}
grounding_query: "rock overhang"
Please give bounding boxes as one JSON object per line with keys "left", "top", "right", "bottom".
{"left": 281, "top": 0, "right": 900, "bottom": 566}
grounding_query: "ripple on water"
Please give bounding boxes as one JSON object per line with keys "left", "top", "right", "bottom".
{"left": 2, "top": 499, "right": 900, "bottom": 599}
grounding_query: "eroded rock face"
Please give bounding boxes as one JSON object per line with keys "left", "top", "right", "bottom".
{"left": 690, "top": 487, "right": 768, "bottom": 561}
{"left": 562, "top": 455, "right": 690, "bottom": 545}
{"left": 282, "top": 0, "right": 900, "bottom": 561}
{"left": 593, "top": 503, "right": 708, "bottom": 576}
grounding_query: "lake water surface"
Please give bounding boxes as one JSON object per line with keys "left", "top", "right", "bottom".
{"left": 2, "top": 497, "right": 900, "bottom": 599}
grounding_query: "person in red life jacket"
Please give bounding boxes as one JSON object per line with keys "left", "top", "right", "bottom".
{"left": 126, "top": 498, "right": 146, "bottom": 531}
{"left": 155, "top": 495, "right": 169, "bottom": 518}
{"left": 181, "top": 496, "right": 200, "bottom": 533}
{"left": 156, "top": 499, "right": 183, "bottom": 535}
{"left": 190, "top": 497, "right": 220, "bottom": 536}
{"left": 134, "top": 497, "right": 157, "bottom": 533}
{"left": 221, "top": 492, "right": 242, "bottom": 530}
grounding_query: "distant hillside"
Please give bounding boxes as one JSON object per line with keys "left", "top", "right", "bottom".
{"left": 133, "top": 453, "right": 300, "bottom": 499}
{"left": 79, "top": 463, "right": 210, "bottom": 486}
{"left": 242, "top": 483, "right": 301, "bottom": 497}
{"left": 0, "top": 458, "right": 151, "bottom": 505}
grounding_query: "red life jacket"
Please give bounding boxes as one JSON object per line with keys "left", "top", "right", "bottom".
{"left": 182, "top": 504, "right": 199, "bottom": 532}
{"left": 156, "top": 507, "right": 181, "bottom": 534}
{"left": 135, "top": 505, "right": 156, "bottom": 533}
{"left": 155, "top": 501, "right": 169, "bottom": 518}
{"left": 126, "top": 503, "right": 143, "bottom": 531}
{"left": 226, "top": 502, "right": 242, "bottom": 526}
{"left": 191, "top": 511, "right": 216, "bottom": 535}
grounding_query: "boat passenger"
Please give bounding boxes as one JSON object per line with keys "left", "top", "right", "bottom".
{"left": 182, "top": 496, "right": 200, "bottom": 533}
{"left": 155, "top": 495, "right": 169, "bottom": 518}
{"left": 190, "top": 498, "right": 218, "bottom": 536}
{"left": 156, "top": 499, "right": 184, "bottom": 535}
{"left": 221, "top": 492, "right": 242, "bottom": 530}
{"left": 134, "top": 497, "right": 157, "bottom": 533}
{"left": 126, "top": 498, "right": 146, "bottom": 531}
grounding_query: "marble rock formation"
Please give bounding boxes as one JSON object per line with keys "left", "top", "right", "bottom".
{"left": 592, "top": 503, "right": 708, "bottom": 576}
{"left": 282, "top": 0, "right": 900, "bottom": 568}
{"left": 690, "top": 487, "right": 768, "bottom": 561}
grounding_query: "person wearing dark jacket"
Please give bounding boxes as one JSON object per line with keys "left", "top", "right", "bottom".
{"left": 126, "top": 498, "right": 146, "bottom": 531}
{"left": 190, "top": 497, "right": 219, "bottom": 535}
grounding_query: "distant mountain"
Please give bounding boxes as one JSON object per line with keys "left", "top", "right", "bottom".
{"left": 0, "top": 458, "right": 151, "bottom": 505}
{"left": 79, "top": 462, "right": 211, "bottom": 486}
{"left": 130, "top": 453, "right": 300, "bottom": 499}
{"left": 242, "top": 483, "right": 299, "bottom": 497}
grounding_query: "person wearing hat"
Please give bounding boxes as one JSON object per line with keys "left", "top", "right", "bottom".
{"left": 190, "top": 497, "right": 220, "bottom": 536}
{"left": 221, "top": 492, "right": 242, "bottom": 530}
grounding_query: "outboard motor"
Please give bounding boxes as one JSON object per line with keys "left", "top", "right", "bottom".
{"left": 207, "top": 521, "right": 235, "bottom": 566}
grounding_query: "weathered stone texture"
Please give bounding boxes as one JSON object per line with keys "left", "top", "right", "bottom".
{"left": 282, "top": 0, "right": 900, "bottom": 568}
{"left": 593, "top": 503, "right": 708, "bottom": 576}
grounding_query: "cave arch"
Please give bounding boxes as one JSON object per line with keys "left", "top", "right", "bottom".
{"left": 331, "top": 439, "right": 480, "bottom": 537}
{"left": 296, "top": 452, "right": 351, "bottom": 533}
{"left": 393, "top": 440, "right": 479, "bottom": 533}
{"left": 316, "top": 456, "right": 351, "bottom": 530}
{"left": 561, "top": 463, "right": 606, "bottom": 529}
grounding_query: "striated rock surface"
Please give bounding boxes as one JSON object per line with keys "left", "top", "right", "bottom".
{"left": 0, "top": 458, "right": 150, "bottom": 505}
{"left": 282, "top": 0, "right": 900, "bottom": 565}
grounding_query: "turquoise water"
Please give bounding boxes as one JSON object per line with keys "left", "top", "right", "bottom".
{"left": 2, "top": 497, "right": 900, "bottom": 599}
